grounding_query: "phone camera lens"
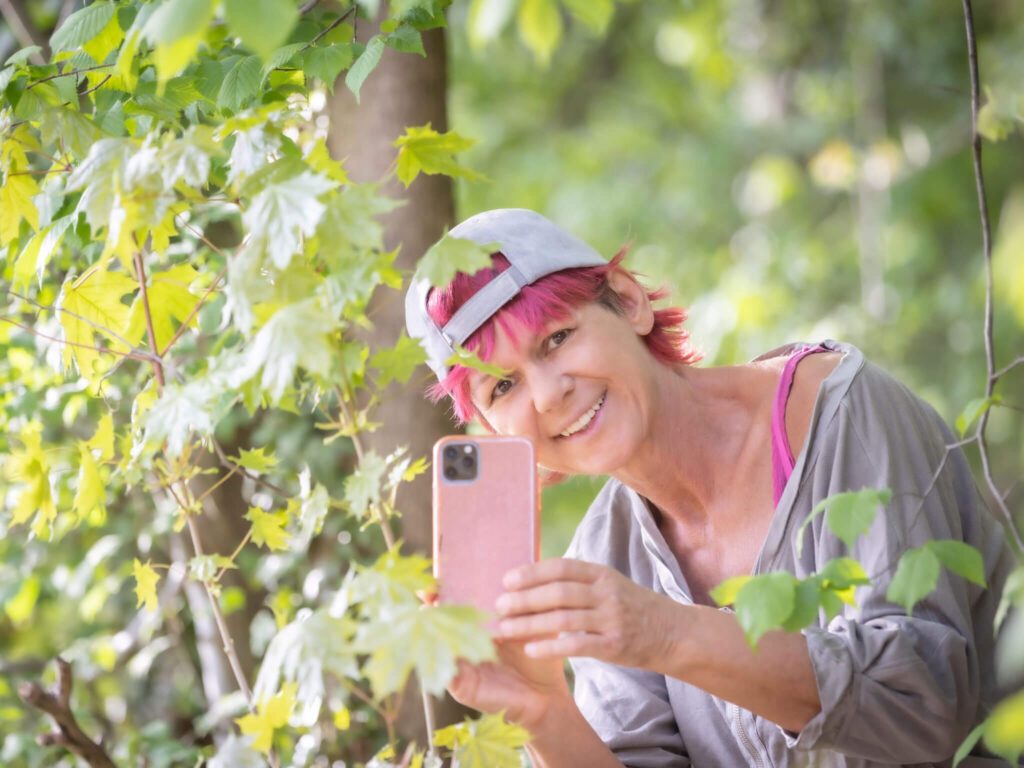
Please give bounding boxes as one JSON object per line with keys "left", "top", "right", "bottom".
{"left": 461, "top": 456, "right": 475, "bottom": 470}
{"left": 444, "top": 446, "right": 458, "bottom": 460}
{"left": 444, "top": 466, "right": 458, "bottom": 480}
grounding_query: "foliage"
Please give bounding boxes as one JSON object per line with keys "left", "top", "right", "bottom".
{"left": 0, "top": 0, "right": 526, "bottom": 764}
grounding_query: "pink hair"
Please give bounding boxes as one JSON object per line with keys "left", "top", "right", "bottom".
{"left": 426, "top": 248, "right": 701, "bottom": 424}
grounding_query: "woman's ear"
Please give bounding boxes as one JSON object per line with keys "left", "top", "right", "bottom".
{"left": 606, "top": 269, "right": 655, "bottom": 336}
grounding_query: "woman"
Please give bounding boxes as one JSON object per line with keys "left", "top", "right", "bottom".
{"left": 404, "top": 208, "right": 1012, "bottom": 767}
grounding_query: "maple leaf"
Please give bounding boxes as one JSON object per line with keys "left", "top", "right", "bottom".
{"left": 246, "top": 507, "right": 291, "bottom": 551}
{"left": 434, "top": 713, "right": 531, "bottom": 768}
{"left": 73, "top": 443, "right": 106, "bottom": 524}
{"left": 236, "top": 682, "right": 297, "bottom": 753}
{"left": 58, "top": 264, "right": 138, "bottom": 378}
{"left": 393, "top": 124, "right": 484, "bottom": 188}
{"left": 125, "top": 263, "right": 202, "bottom": 352}
{"left": 133, "top": 558, "right": 160, "bottom": 613}
{"left": 233, "top": 446, "right": 278, "bottom": 474}
{"left": 243, "top": 171, "right": 336, "bottom": 270}
{"left": 370, "top": 333, "right": 428, "bottom": 388}
{"left": 0, "top": 172, "right": 41, "bottom": 246}
{"left": 6, "top": 423, "right": 57, "bottom": 539}
{"left": 416, "top": 229, "right": 496, "bottom": 287}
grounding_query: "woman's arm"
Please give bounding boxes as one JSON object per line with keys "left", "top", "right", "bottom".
{"left": 523, "top": 695, "right": 626, "bottom": 768}
{"left": 497, "top": 559, "right": 821, "bottom": 733}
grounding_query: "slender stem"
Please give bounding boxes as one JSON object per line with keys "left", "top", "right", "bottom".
{"left": 7, "top": 167, "right": 71, "bottom": 176}
{"left": 194, "top": 463, "right": 241, "bottom": 505}
{"left": 211, "top": 439, "right": 292, "bottom": 498}
{"left": 215, "top": 529, "right": 252, "bottom": 582}
{"left": 158, "top": 265, "right": 226, "bottom": 357}
{"left": 81, "top": 74, "right": 111, "bottom": 97}
{"left": 0, "top": 317, "right": 154, "bottom": 362}
{"left": 961, "top": 0, "right": 1023, "bottom": 551}
{"left": 303, "top": 4, "right": 356, "bottom": 51}
{"left": 132, "top": 252, "right": 166, "bottom": 390}
{"left": 26, "top": 63, "right": 113, "bottom": 89}
{"left": 175, "top": 214, "right": 226, "bottom": 257}
{"left": 993, "top": 356, "right": 1024, "bottom": 380}
{"left": 6, "top": 288, "right": 153, "bottom": 358}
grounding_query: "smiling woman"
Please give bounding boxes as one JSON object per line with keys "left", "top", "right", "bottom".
{"left": 404, "top": 209, "right": 1014, "bottom": 768}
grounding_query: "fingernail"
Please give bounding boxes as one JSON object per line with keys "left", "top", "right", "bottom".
{"left": 503, "top": 570, "right": 518, "bottom": 588}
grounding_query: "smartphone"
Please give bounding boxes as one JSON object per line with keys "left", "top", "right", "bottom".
{"left": 432, "top": 435, "right": 540, "bottom": 630}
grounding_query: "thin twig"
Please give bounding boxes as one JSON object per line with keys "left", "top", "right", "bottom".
{"left": 961, "top": 0, "right": 1024, "bottom": 552}
{"left": 211, "top": 439, "right": 292, "bottom": 499}
{"left": 175, "top": 214, "right": 226, "bottom": 257}
{"left": 302, "top": 5, "right": 357, "bottom": 51}
{"left": 81, "top": 74, "right": 111, "bottom": 97}
{"left": 26, "top": 63, "right": 113, "bottom": 89}
{"left": 993, "top": 355, "right": 1024, "bottom": 380}
{"left": 215, "top": 529, "right": 252, "bottom": 582}
{"left": 158, "top": 265, "right": 226, "bottom": 357}
{"left": 0, "top": 317, "right": 155, "bottom": 363}
{"left": 5, "top": 288, "right": 153, "bottom": 358}
{"left": 7, "top": 166, "right": 72, "bottom": 176}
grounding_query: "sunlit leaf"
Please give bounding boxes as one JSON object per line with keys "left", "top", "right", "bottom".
{"left": 50, "top": 1, "right": 117, "bottom": 53}
{"left": 0, "top": 172, "right": 40, "bottom": 246}
{"left": 796, "top": 488, "right": 891, "bottom": 556}
{"left": 234, "top": 447, "right": 278, "bottom": 474}
{"left": 73, "top": 443, "right": 106, "bottom": 524}
{"left": 416, "top": 228, "right": 496, "bottom": 287}
{"left": 371, "top": 333, "right": 428, "bottom": 387}
{"left": 344, "top": 451, "right": 389, "bottom": 520}
{"left": 926, "top": 540, "right": 986, "bottom": 588}
{"left": 434, "top": 712, "right": 531, "bottom": 768}
{"left": 955, "top": 396, "right": 999, "bottom": 437}
{"left": 246, "top": 507, "right": 291, "bottom": 551}
{"left": 243, "top": 171, "right": 335, "bottom": 270}
{"left": 886, "top": 546, "right": 940, "bottom": 615}
{"left": 394, "top": 124, "right": 483, "bottom": 187}
{"left": 709, "top": 575, "right": 750, "bottom": 607}
{"left": 516, "top": 0, "right": 562, "bottom": 66}
{"left": 983, "top": 689, "right": 1024, "bottom": 764}
{"left": 345, "top": 36, "right": 385, "bottom": 102}
{"left": 133, "top": 558, "right": 160, "bottom": 613}
{"left": 733, "top": 571, "right": 796, "bottom": 647}
{"left": 224, "top": 0, "right": 298, "bottom": 62}
{"left": 236, "top": 682, "right": 297, "bottom": 753}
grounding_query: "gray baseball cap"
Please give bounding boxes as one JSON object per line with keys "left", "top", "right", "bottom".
{"left": 405, "top": 208, "right": 608, "bottom": 381}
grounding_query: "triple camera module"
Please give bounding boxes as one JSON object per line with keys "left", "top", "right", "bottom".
{"left": 442, "top": 443, "right": 478, "bottom": 481}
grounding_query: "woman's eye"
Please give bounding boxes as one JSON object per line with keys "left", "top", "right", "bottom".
{"left": 492, "top": 379, "right": 514, "bottom": 400}
{"left": 549, "top": 329, "right": 571, "bottom": 348}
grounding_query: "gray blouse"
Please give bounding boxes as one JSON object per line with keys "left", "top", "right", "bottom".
{"left": 564, "top": 341, "right": 1014, "bottom": 767}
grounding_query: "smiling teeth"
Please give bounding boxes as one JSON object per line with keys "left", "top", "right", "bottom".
{"left": 561, "top": 395, "right": 605, "bottom": 437}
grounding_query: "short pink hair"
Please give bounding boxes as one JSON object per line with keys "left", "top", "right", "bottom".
{"left": 425, "top": 248, "right": 701, "bottom": 424}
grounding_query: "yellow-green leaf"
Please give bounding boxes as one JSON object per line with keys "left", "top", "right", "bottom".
{"left": 709, "top": 575, "right": 751, "bottom": 607}
{"left": 88, "top": 412, "right": 116, "bottom": 461}
{"left": 142, "top": 0, "right": 216, "bottom": 86}
{"left": 233, "top": 446, "right": 278, "bottom": 474}
{"left": 236, "top": 682, "right": 297, "bottom": 753}
{"left": 0, "top": 172, "right": 40, "bottom": 245}
{"left": 125, "top": 263, "right": 201, "bottom": 352}
{"left": 73, "top": 443, "right": 105, "bottom": 524}
{"left": 416, "top": 228, "right": 496, "bottom": 287}
{"left": 517, "top": 0, "right": 562, "bottom": 67}
{"left": 4, "top": 576, "right": 40, "bottom": 627}
{"left": 983, "top": 689, "right": 1024, "bottom": 763}
{"left": 82, "top": 5, "right": 125, "bottom": 63}
{"left": 393, "top": 123, "right": 483, "bottom": 187}
{"left": 434, "top": 713, "right": 531, "bottom": 768}
{"left": 333, "top": 705, "right": 351, "bottom": 731}
{"left": 58, "top": 264, "right": 138, "bottom": 377}
{"left": 370, "top": 333, "right": 428, "bottom": 387}
{"left": 133, "top": 558, "right": 160, "bottom": 613}
{"left": 246, "top": 507, "right": 291, "bottom": 551}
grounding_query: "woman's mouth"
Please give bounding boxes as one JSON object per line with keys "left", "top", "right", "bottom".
{"left": 558, "top": 393, "right": 606, "bottom": 439}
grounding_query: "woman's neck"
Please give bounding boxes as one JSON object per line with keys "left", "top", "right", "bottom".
{"left": 611, "top": 361, "right": 777, "bottom": 527}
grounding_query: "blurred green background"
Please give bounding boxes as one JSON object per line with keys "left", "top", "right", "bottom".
{"left": 445, "top": 0, "right": 1024, "bottom": 557}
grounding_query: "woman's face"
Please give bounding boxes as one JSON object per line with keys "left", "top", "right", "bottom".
{"left": 468, "top": 280, "right": 658, "bottom": 476}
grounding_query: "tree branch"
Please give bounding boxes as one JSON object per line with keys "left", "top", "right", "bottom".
{"left": 17, "top": 659, "right": 117, "bottom": 768}
{"left": 0, "top": 317, "right": 156, "bottom": 363}
{"left": 0, "top": 0, "right": 48, "bottom": 64}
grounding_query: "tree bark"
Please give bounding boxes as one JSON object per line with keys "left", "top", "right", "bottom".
{"left": 326, "top": 3, "right": 470, "bottom": 745}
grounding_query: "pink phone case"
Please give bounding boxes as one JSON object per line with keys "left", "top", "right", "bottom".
{"left": 432, "top": 436, "right": 540, "bottom": 630}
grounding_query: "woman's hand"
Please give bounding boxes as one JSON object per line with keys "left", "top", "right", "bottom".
{"left": 447, "top": 641, "right": 570, "bottom": 731}
{"left": 494, "top": 558, "right": 680, "bottom": 671}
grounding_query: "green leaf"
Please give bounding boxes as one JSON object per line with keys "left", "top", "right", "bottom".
{"left": 300, "top": 43, "right": 355, "bottom": 89}
{"left": 734, "top": 571, "right": 796, "bottom": 647}
{"left": 467, "top": 0, "right": 515, "bottom": 49}
{"left": 371, "top": 333, "right": 428, "bottom": 387}
{"left": 142, "top": 380, "right": 219, "bottom": 457}
{"left": 995, "top": 565, "right": 1024, "bottom": 630}
{"left": 345, "top": 36, "right": 385, "bottom": 102}
{"left": 218, "top": 55, "right": 265, "bottom": 112}
{"left": 886, "top": 547, "right": 940, "bottom": 615}
{"left": 356, "top": 603, "right": 495, "bottom": 697}
{"left": 246, "top": 507, "right": 292, "bottom": 551}
{"left": 344, "top": 451, "right": 389, "bottom": 520}
{"left": 4, "top": 45, "right": 42, "bottom": 66}
{"left": 348, "top": 547, "right": 436, "bottom": 609}
{"left": 445, "top": 345, "right": 509, "bottom": 379}
{"left": 926, "top": 540, "right": 986, "bottom": 587}
{"left": 954, "top": 722, "right": 986, "bottom": 767}
{"left": 224, "top": 0, "right": 299, "bottom": 62}
{"left": 229, "top": 299, "right": 338, "bottom": 403}
{"left": 4, "top": 576, "right": 40, "bottom": 626}
{"left": 394, "top": 123, "right": 483, "bottom": 187}
{"left": 384, "top": 24, "right": 425, "bottom": 56}
{"left": 142, "top": 0, "right": 217, "bottom": 86}
{"left": 983, "top": 689, "right": 1024, "bottom": 764}
{"left": 236, "top": 683, "right": 296, "bottom": 753}
{"left": 417, "top": 228, "right": 496, "bottom": 287}
{"left": 50, "top": 1, "right": 117, "bottom": 53}
{"left": 243, "top": 171, "right": 335, "bottom": 269}
{"left": 817, "top": 557, "right": 870, "bottom": 590}
{"left": 189, "top": 554, "right": 235, "bottom": 582}
{"left": 781, "top": 577, "right": 821, "bottom": 632}
{"left": 796, "top": 488, "right": 891, "bottom": 556}
{"left": 709, "top": 575, "right": 750, "bottom": 607}
{"left": 561, "top": 0, "right": 613, "bottom": 35}
{"left": 233, "top": 447, "right": 278, "bottom": 474}
{"left": 434, "top": 713, "right": 532, "bottom": 768}
{"left": 82, "top": 6, "right": 125, "bottom": 64}
{"left": 516, "top": 0, "right": 562, "bottom": 67}
{"left": 956, "top": 396, "right": 999, "bottom": 436}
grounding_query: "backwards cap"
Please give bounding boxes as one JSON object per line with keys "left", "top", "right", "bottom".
{"left": 405, "top": 208, "right": 607, "bottom": 381}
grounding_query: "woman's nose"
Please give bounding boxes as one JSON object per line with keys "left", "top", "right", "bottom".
{"left": 530, "top": 366, "right": 573, "bottom": 413}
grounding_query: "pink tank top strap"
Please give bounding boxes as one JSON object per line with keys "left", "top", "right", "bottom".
{"left": 771, "top": 343, "right": 829, "bottom": 506}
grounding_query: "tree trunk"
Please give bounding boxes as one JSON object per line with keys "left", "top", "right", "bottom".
{"left": 326, "top": 3, "right": 471, "bottom": 746}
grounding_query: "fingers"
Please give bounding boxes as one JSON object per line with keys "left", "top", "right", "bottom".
{"left": 495, "top": 580, "right": 594, "bottom": 617}
{"left": 523, "top": 632, "right": 607, "bottom": 660}
{"left": 497, "top": 608, "right": 596, "bottom": 640}
{"left": 503, "top": 557, "right": 599, "bottom": 590}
